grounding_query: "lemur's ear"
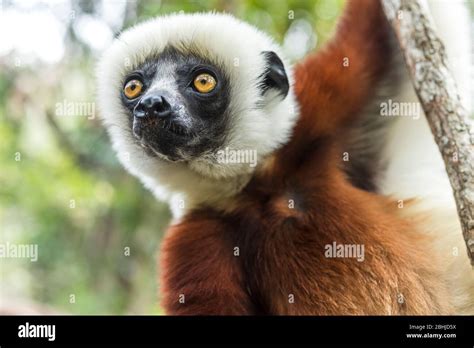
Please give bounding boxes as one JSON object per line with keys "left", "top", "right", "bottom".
{"left": 260, "top": 51, "right": 289, "bottom": 99}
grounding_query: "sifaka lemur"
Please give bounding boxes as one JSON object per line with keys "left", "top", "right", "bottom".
{"left": 97, "top": 0, "right": 473, "bottom": 314}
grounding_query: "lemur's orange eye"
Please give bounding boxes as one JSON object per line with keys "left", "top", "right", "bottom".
{"left": 124, "top": 79, "right": 143, "bottom": 99}
{"left": 193, "top": 73, "right": 216, "bottom": 93}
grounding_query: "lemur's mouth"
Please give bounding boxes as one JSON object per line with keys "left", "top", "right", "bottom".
{"left": 157, "top": 118, "right": 190, "bottom": 137}
{"left": 133, "top": 116, "right": 194, "bottom": 162}
{"left": 133, "top": 117, "right": 192, "bottom": 139}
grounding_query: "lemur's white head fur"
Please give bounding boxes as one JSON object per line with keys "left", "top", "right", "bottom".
{"left": 97, "top": 13, "right": 298, "bottom": 214}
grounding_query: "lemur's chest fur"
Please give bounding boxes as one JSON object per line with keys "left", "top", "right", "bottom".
{"left": 160, "top": 155, "right": 452, "bottom": 315}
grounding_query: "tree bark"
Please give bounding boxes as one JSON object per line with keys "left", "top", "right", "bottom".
{"left": 381, "top": 0, "right": 474, "bottom": 264}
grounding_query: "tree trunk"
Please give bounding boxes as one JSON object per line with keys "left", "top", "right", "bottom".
{"left": 381, "top": 0, "right": 474, "bottom": 264}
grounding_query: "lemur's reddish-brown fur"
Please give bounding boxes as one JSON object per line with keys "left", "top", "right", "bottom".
{"left": 159, "top": 0, "right": 451, "bottom": 314}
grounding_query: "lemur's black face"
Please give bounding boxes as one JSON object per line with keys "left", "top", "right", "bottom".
{"left": 121, "top": 49, "right": 230, "bottom": 161}
{"left": 120, "top": 48, "right": 289, "bottom": 162}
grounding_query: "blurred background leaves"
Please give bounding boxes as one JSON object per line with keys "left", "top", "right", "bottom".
{"left": 0, "top": 0, "right": 366, "bottom": 314}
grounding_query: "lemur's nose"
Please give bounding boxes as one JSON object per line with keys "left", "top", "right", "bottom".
{"left": 134, "top": 94, "right": 171, "bottom": 118}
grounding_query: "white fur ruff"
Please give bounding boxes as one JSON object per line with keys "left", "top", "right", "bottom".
{"left": 96, "top": 13, "right": 298, "bottom": 216}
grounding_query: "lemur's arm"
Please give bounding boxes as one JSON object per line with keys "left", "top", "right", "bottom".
{"left": 293, "top": 0, "right": 393, "bottom": 138}
{"left": 160, "top": 212, "right": 254, "bottom": 315}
